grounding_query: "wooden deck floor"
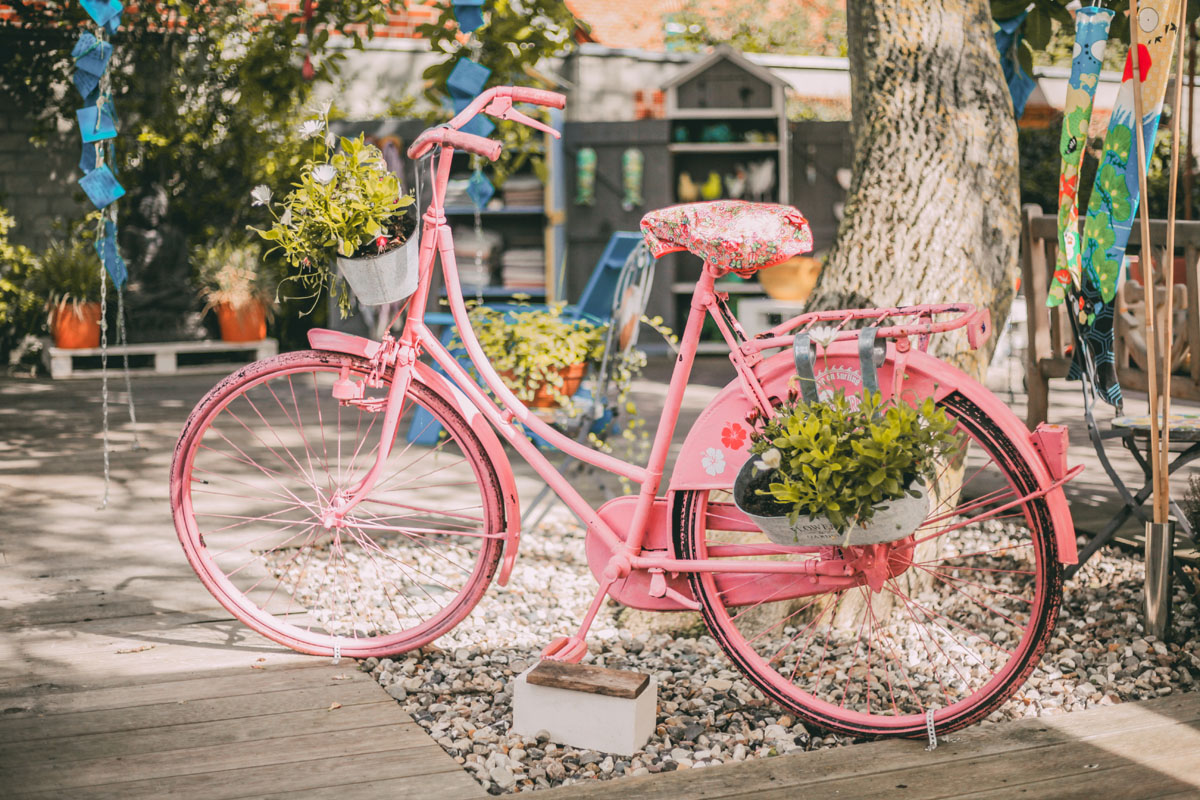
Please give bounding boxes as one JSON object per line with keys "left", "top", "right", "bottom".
{"left": 0, "top": 372, "right": 483, "bottom": 799}
{"left": 547, "top": 692, "right": 1200, "bottom": 800}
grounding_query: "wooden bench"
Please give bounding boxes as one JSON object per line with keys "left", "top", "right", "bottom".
{"left": 42, "top": 338, "right": 278, "bottom": 379}
{"left": 1020, "top": 205, "right": 1200, "bottom": 427}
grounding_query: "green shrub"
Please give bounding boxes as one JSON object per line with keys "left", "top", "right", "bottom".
{"left": 0, "top": 208, "right": 42, "bottom": 358}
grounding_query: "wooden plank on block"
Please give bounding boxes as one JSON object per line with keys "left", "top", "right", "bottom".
{"left": 526, "top": 660, "right": 650, "bottom": 699}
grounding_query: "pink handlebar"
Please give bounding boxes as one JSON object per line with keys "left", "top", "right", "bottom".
{"left": 406, "top": 127, "right": 503, "bottom": 161}
{"left": 509, "top": 87, "right": 566, "bottom": 108}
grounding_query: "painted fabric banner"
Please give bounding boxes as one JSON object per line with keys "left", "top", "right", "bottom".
{"left": 1050, "top": 6, "right": 1114, "bottom": 307}
{"left": 1073, "top": 0, "right": 1181, "bottom": 407}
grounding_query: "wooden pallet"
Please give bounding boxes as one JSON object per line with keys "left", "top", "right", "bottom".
{"left": 42, "top": 338, "right": 278, "bottom": 379}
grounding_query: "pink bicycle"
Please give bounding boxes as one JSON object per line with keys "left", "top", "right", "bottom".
{"left": 171, "top": 86, "right": 1082, "bottom": 738}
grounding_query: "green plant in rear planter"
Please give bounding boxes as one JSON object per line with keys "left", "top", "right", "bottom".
{"left": 249, "top": 107, "right": 417, "bottom": 315}
{"left": 194, "top": 239, "right": 279, "bottom": 342}
{"left": 458, "top": 302, "right": 605, "bottom": 410}
{"left": 735, "top": 387, "right": 963, "bottom": 547}
{"left": 28, "top": 222, "right": 111, "bottom": 349}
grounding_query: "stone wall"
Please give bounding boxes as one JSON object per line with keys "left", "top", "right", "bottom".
{"left": 0, "top": 102, "right": 87, "bottom": 249}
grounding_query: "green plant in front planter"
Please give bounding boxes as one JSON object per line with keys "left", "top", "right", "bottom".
{"left": 737, "top": 387, "right": 963, "bottom": 547}
{"left": 458, "top": 302, "right": 605, "bottom": 409}
{"left": 249, "top": 106, "right": 416, "bottom": 315}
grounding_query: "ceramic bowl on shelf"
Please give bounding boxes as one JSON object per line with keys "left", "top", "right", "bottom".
{"left": 757, "top": 255, "right": 822, "bottom": 302}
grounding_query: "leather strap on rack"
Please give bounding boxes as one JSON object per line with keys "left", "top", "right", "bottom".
{"left": 792, "top": 327, "right": 884, "bottom": 407}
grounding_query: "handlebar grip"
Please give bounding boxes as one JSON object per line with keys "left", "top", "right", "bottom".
{"left": 406, "top": 127, "right": 503, "bottom": 161}
{"left": 442, "top": 130, "right": 502, "bottom": 161}
{"left": 509, "top": 87, "right": 566, "bottom": 109}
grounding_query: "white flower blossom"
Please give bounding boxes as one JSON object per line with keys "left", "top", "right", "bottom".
{"left": 298, "top": 119, "right": 324, "bottom": 139}
{"left": 280, "top": 208, "right": 292, "bottom": 227}
{"left": 250, "top": 184, "right": 272, "bottom": 207}
{"left": 701, "top": 447, "right": 726, "bottom": 476}
{"left": 325, "top": 130, "right": 337, "bottom": 149}
{"left": 314, "top": 98, "right": 333, "bottom": 117}
{"left": 761, "top": 448, "right": 782, "bottom": 470}
{"left": 312, "top": 164, "right": 337, "bottom": 185}
{"left": 808, "top": 325, "right": 839, "bottom": 348}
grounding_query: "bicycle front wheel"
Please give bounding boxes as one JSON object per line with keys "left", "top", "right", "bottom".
{"left": 171, "top": 350, "right": 505, "bottom": 658}
{"left": 674, "top": 391, "right": 1062, "bottom": 737}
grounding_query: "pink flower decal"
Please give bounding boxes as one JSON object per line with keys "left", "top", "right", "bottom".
{"left": 721, "top": 422, "right": 747, "bottom": 450}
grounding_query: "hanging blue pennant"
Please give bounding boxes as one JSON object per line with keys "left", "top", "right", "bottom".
{"left": 77, "top": 101, "right": 118, "bottom": 143}
{"left": 451, "top": 95, "right": 497, "bottom": 138}
{"left": 79, "top": 164, "right": 125, "bottom": 209}
{"left": 72, "top": 33, "right": 113, "bottom": 77}
{"left": 446, "top": 57, "right": 491, "bottom": 100}
{"left": 94, "top": 220, "right": 127, "bottom": 289}
{"left": 452, "top": 0, "right": 485, "bottom": 33}
{"left": 106, "top": 8, "right": 123, "bottom": 33}
{"left": 467, "top": 169, "right": 495, "bottom": 209}
{"left": 79, "top": 0, "right": 123, "bottom": 27}
{"left": 80, "top": 142, "right": 98, "bottom": 173}
{"left": 73, "top": 69, "right": 101, "bottom": 100}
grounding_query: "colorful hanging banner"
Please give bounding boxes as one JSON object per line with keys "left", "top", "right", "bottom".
{"left": 1050, "top": 6, "right": 1114, "bottom": 307}
{"left": 452, "top": 0, "right": 485, "bottom": 33}
{"left": 1073, "top": 0, "right": 1181, "bottom": 406}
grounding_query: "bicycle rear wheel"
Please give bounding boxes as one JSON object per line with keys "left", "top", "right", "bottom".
{"left": 171, "top": 350, "right": 505, "bottom": 658}
{"left": 674, "top": 391, "right": 1062, "bottom": 737}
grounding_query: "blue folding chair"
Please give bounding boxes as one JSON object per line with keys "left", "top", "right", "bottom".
{"left": 407, "top": 232, "right": 645, "bottom": 446}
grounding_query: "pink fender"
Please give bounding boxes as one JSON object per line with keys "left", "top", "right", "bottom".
{"left": 307, "top": 329, "right": 524, "bottom": 583}
{"left": 668, "top": 343, "right": 1078, "bottom": 564}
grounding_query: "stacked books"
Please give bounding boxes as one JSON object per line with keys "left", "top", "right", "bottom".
{"left": 501, "top": 176, "right": 542, "bottom": 207}
{"left": 453, "top": 227, "right": 501, "bottom": 292}
{"left": 500, "top": 248, "right": 545, "bottom": 290}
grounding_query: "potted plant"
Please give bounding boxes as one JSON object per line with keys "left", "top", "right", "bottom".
{"left": 34, "top": 237, "right": 106, "bottom": 350}
{"left": 194, "top": 239, "right": 276, "bottom": 342}
{"left": 734, "top": 387, "right": 962, "bottom": 547}
{"left": 249, "top": 106, "right": 417, "bottom": 314}
{"left": 459, "top": 302, "right": 604, "bottom": 410}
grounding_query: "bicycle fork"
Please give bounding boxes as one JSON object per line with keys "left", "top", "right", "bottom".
{"left": 320, "top": 337, "right": 418, "bottom": 529}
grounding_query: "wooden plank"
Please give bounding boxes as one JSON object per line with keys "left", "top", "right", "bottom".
{"left": 0, "top": 663, "right": 367, "bottom": 717}
{"left": 0, "top": 701, "right": 408, "bottom": 765}
{"left": 959, "top": 752, "right": 1200, "bottom": 799}
{"left": 527, "top": 660, "right": 650, "bottom": 699}
{"left": 0, "top": 718, "right": 438, "bottom": 791}
{"left": 546, "top": 693, "right": 1200, "bottom": 800}
{"left": 257, "top": 774, "right": 488, "bottom": 800}
{"left": 0, "top": 681, "right": 385, "bottom": 743}
{"left": 3, "top": 739, "right": 478, "bottom": 800}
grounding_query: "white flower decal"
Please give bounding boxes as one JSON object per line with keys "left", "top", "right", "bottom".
{"left": 312, "top": 164, "right": 337, "bottom": 185}
{"left": 250, "top": 184, "right": 272, "bottom": 207}
{"left": 701, "top": 447, "right": 726, "bottom": 476}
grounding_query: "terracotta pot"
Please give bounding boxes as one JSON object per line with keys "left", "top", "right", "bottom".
{"left": 216, "top": 301, "right": 267, "bottom": 342}
{"left": 758, "top": 255, "right": 822, "bottom": 302}
{"left": 503, "top": 362, "right": 587, "bottom": 408}
{"left": 52, "top": 302, "right": 101, "bottom": 349}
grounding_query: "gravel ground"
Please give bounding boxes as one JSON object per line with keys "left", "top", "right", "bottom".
{"left": 361, "top": 520, "right": 1200, "bottom": 795}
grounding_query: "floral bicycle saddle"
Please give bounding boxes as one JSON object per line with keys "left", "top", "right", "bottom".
{"left": 640, "top": 200, "right": 813, "bottom": 277}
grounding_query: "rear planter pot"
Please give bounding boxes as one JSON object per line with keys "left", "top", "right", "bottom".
{"left": 336, "top": 231, "right": 419, "bottom": 307}
{"left": 733, "top": 458, "right": 929, "bottom": 547}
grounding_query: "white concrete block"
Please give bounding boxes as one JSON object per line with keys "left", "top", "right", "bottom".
{"left": 511, "top": 664, "right": 657, "bottom": 756}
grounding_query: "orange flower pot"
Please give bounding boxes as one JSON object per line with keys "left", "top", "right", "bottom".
{"left": 216, "top": 301, "right": 267, "bottom": 342}
{"left": 504, "top": 362, "right": 587, "bottom": 408}
{"left": 52, "top": 302, "right": 101, "bottom": 349}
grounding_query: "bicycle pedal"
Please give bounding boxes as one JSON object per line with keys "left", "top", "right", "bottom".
{"left": 541, "top": 635, "right": 588, "bottom": 663}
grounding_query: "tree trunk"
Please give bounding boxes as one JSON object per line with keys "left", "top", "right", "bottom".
{"left": 811, "top": 0, "right": 1020, "bottom": 380}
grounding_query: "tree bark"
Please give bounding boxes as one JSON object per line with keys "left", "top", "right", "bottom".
{"left": 811, "top": 0, "right": 1020, "bottom": 380}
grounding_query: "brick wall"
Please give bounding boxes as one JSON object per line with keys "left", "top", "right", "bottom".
{"left": 0, "top": 106, "right": 88, "bottom": 248}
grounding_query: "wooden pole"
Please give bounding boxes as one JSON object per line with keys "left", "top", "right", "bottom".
{"left": 1186, "top": 20, "right": 1196, "bottom": 221}
{"left": 1162, "top": 2, "right": 1187, "bottom": 521}
{"left": 1129, "top": 0, "right": 1165, "bottom": 525}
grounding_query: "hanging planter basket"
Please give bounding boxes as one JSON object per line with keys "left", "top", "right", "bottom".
{"left": 732, "top": 458, "right": 929, "bottom": 547}
{"left": 336, "top": 232, "right": 419, "bottom": 307}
